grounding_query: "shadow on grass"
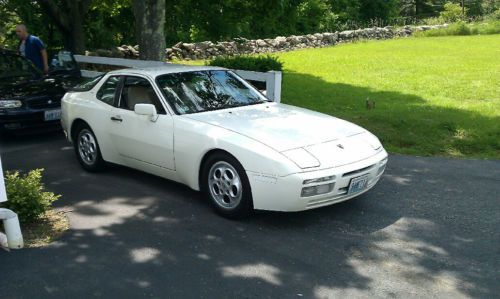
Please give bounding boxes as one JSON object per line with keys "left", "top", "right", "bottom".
{"left": 282, "top": 72, "right": 500, "bottom": 159}
{"left": 0, "top": 117, "right": 498, "bottom": 296}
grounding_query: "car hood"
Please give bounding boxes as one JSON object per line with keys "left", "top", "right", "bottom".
{"left": 0, "top": 76, "right": 63, "bottom": 100}
{"left": 185, "top": 103, "right": 367, "bottom": 151}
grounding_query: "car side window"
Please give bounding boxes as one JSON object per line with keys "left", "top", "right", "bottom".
{"left": 119, "top": 76, "right": 166, "bottom": 114}
{"left": 96, "top": 76, "right": 121, "bottom": 106}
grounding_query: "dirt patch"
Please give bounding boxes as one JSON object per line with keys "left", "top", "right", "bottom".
{"left": 1, "top": 209, "right": 70, "bottom": 249}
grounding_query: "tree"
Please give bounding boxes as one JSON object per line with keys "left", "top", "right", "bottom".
{"left": 440, "top": 1, "right": 467, "bottom": 21}
{"left": 399, "top": 0, "right": 443, "bottom": 18}
{"left": 358, "top": 0, "right": 399, "bottom": 22}
{"left": 37, "top": 0, "right": 91, "bottom": 54}
{"left": 132, "top": 0, "right": 166, "bottom": 61}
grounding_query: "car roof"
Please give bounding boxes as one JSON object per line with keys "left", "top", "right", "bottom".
{"left": 107, "top": 64, "right": 227, "bottom": 77}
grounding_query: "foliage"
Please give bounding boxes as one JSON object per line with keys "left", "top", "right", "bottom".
{"left": 0, "top": 3, "right": 19, "bottom": 48}
{"left": 413, "top": 20, "right": 500, "bottom": 36}
{"left": 0, "top": 0, "right": 499, "bottom": 51}
{"left": 3, "top": 169, "right": 60, "bottom": 223}
{"left": 420, "top": 16, "right": 446, "bottom": 25}
{"left": 440, "top": 2, "right": 467, "bottom": 22}
{"left": 207, "top": 55, "right": 283, "bottom": 72}
{"left": 485, "top": 8, "right": 500, "bottom": 20}
{"left": 86, "top": 0, "right": 135, "bottom": 49}
{"left": 482, "top": 0, "right": 500, "bottom": 15}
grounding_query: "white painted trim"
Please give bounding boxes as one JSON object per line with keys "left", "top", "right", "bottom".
{"left": 74, "top": 55, "right": 166, "bottom": 68}
{"left": 0, "top": 156, "right": 23, "bottom": 249}
{"left": 0, "top": 156, "right": 6, "bottom": 203}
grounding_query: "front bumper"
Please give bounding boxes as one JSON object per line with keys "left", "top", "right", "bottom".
{"left": 0, "top": 109, "right": 61, "bottom": 134}
{"left": 247, "top": 149, "right": 388, "bottom": 212}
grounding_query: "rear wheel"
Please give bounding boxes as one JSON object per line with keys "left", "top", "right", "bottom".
{"left": 74, "top": 124, "right": 105, "bottom": 172}
{"left": 202, "top": 153, "right": 253, "bottom": 219}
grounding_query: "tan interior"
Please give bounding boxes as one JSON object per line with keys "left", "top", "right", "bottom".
{"left": 124, "top": 86, "right": 154, "bottom": 110}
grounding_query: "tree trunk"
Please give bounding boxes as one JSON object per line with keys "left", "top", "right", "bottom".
{"left": 132, "top": 0, "right": 166, "bottom": 61}
{"left": 69, "top": 10, "right": 86, "bottom": 54}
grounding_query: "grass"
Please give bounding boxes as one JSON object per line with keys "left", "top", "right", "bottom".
{"left": 0, "top": 209, "right": 69, "bottom": 249}
{"left": 181, "top": 35, "right": 500, "bottom": 159}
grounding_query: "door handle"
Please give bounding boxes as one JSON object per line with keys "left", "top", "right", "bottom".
{"left": 110, "top": 116, "right": 123, "bottom": 122}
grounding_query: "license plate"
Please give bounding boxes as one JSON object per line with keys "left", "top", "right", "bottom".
{"left": 348, "top": 174, "right": 369, "bottom": 195}
{"left": 44, "top": 109, "right": 61, "bottom": 121}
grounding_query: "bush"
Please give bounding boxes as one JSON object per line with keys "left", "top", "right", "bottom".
{"left": 485, "top": 8, "right": 500, "bottom": 21}
{"left": 440, "top": 2, "right": 467, "bottom": 23}
{"left": 478, "top": 20, "right": 500, "bottom": 34}
{"left": 3, "top": 169, "right": 60, "bottom": 223}
{"left": 414, "top": 20, "right": 500, "bottom": 37}
{"left": 420, "top": 17, "right": 446, "bottom": 25}
{"left": 207, "top": 55, "right": 283, "bottom": 72}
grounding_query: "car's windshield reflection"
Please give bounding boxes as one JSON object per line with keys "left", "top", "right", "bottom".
{"left": 156, "top": 70, "right": 268, "bottom": 115}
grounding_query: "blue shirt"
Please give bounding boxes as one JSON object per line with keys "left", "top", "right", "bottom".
{"left": 19, "top": 35, "right": 46, "bottom": 71}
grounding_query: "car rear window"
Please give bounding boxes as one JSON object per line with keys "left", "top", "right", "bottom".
{"left": 68, "top": 74, "right": 105, "bottom": 91}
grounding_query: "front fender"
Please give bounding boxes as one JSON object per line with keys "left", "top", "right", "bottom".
{"left": 173, "top": 116, "right": 300, "bottom": 190}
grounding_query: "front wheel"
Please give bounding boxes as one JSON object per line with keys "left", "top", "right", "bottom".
{"left": 202, "top": 153, "right": 253, "bottom": 219}
{"left": 74, "top": 125, "right": 105, "bottom": 172}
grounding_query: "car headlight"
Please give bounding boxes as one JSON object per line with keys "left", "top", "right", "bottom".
{"left": 0, "top": 100, "right": 22, "bottom": 109}
{"left": 282, "top": 148, "right": 320, "bottom": 169}
{"left": 361, "top": 132, "right": 382, "bottom": 150}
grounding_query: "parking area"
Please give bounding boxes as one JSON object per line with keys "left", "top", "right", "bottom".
{"left": 0, "top": 132, "right": 499, "bottom": 298}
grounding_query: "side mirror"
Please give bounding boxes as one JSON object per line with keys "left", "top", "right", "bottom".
{"left": 134, "top": 103, "right": 158, "bottom": 122}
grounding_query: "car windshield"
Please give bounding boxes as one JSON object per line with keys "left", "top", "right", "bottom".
{"left": 0, "top": 54, "right": 41, "bottom": 80}
{"left": 156, "top": 70, "right": 268, "bottom": 114}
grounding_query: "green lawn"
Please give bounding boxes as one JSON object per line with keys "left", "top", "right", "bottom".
{"left": 189, "top": 35, "right": 500, "bottom": 158}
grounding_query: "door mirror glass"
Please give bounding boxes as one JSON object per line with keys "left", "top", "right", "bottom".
{"left": 134, "top": 103, "right": 158, "bottom": 121}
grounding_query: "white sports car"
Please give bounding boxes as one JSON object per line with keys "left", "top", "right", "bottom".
{"left": 61, "top": 66, "right": 388, "bottom": 218}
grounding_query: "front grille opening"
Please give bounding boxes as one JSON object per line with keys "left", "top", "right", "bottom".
{"left": 342, "top": 164, "right": 375, "bottom": 178}
{"left": 27, "top": 97, "right": 61, "bottom": 109}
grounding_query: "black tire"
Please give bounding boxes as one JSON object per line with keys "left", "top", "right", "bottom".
{"left": 73, "top": 123, "right": 105, "bottom": 172}
{"left": 201, "top": 152, "right": 253, "bottom": 219}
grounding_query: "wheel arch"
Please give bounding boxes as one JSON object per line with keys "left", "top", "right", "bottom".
{"left": 198, "top": 148, "right": 241, "bottom": 192}
{"left": 70, "top": 118, "right": 91, "bottom": 142}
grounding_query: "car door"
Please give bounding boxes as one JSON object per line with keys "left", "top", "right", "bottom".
{"left": 107, "top": 75, "right": 175, "bottom": 171}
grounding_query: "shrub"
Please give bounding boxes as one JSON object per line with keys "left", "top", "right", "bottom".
{"left": 414, "top": 20, "right": 500, "bottom": 37}
{"left": 207, "top": 55, "right": 283, "bottom": 72}
{"left": 489, "top": 8, "right": 500, "bottom": 20}
{"left": 449, "top": 21, "right": 473, "bottom": 35}
{"left": 420, "top": 17, "right": 446, "bottom": 25}
{"left": 440, "top": 2, "right": 467, "bottom": 23}
{"left": 478, "top": 20, "right": 500, "bottom": 34}
{"left": 3, "top": 169, "right": 60, "bottom": 223}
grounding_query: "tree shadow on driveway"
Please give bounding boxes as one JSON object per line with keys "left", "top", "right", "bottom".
{"left": 0, "top": 78, "right": 499, "bottom": 298}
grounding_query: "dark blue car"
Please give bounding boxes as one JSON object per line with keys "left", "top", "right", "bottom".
{"left": 0, "top": 49, "right": 81, "bottom": 135}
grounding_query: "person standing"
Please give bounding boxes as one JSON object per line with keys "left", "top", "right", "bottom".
{"left": 15, "top": 24, "right": 49, "bottom": 74}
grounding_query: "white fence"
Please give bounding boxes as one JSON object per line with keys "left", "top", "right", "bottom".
{"left": 74, "top": 55, "right": 282, "bottom": 102}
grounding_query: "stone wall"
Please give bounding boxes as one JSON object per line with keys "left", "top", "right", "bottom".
{"left": 86, "top": 24, "right": 448, "bottom": 61}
